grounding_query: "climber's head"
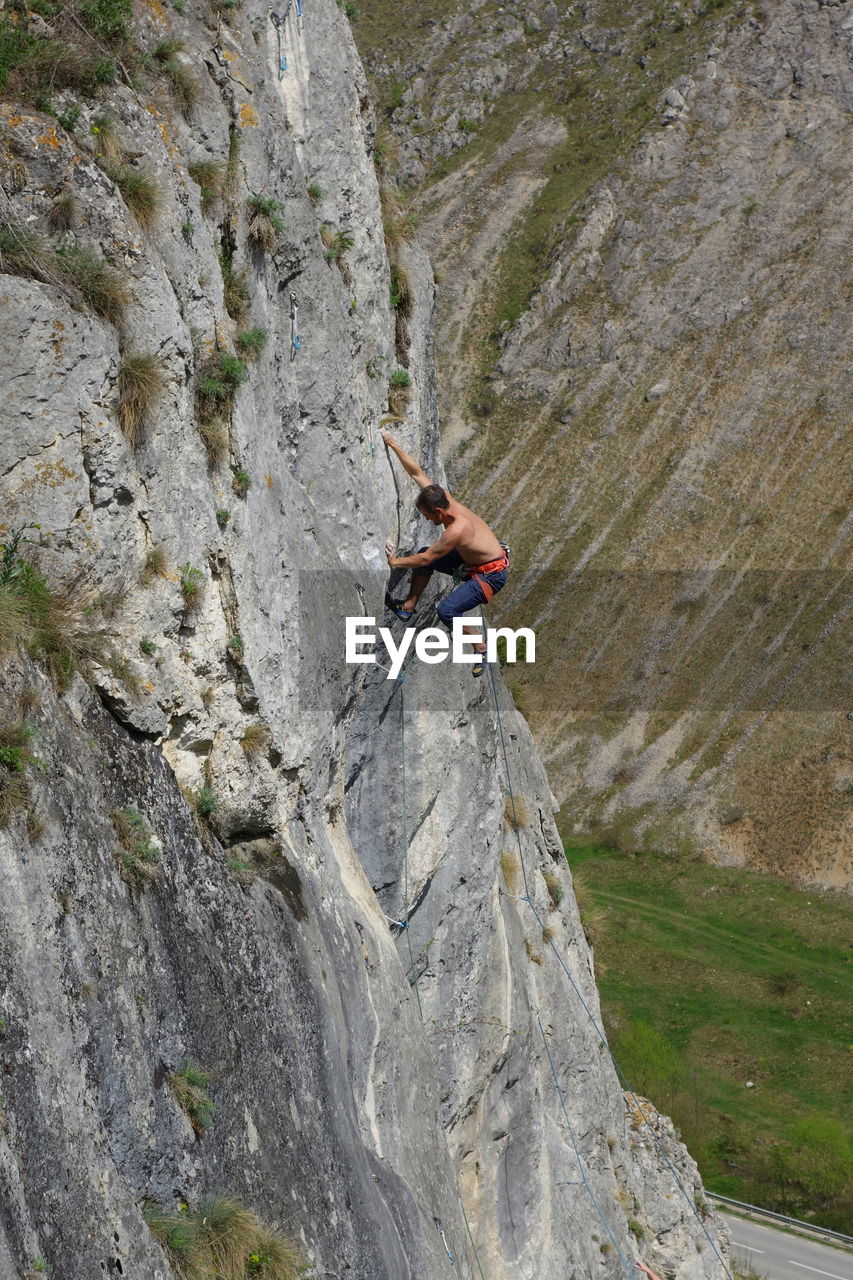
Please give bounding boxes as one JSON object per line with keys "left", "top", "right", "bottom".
{"left": 416, "top": 484, "right": 450, "bottom": 523}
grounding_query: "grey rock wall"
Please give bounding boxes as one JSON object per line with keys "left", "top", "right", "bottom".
{"left": 1, "top": 1, "right": 727, "bottom": 1277}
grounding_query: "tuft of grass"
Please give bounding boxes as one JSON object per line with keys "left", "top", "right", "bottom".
{"left": 90, "top": 112, "right": 122, "bottom": 162}
{"left": 198, "top": 419, "right": 229, "bottom": 466}
{"left": 0, "top": 719, "right": 37, "bottom": 831}
{"left": 215, "top": 508, "right": 231, "bottom": 529}
{"left": 231, "top": 468, "right": 251, "bottom": 498}
{"left": 0, "top": 537, "right": 119, "bottom": 691}
{"left": 389, "top": 263, "right": 412, "bottom": 318}
{"left": 55, "top": 243, "right": 129, "bottom": 322}
{"left": 139, "top": 636, "right": 156, "bottom": 656}
{"left": 118, "top": 352, "right": 167, "bottom": 447}
{"left": 102, "top": 161, "right": 161, "bottom": 227}
{"left": 389, "top": 368, "right": 410, "bottom": 388}
{"left": 143, "top": 1196, "right": 304, "bottom": 1278}
{"left": 179, "top": 562, "right": 206, "bottom": 612}
{"left": 188, "top": 159, "right": 224, "bottom": 216}
{"left": 191, "top": 784, "right": 218, "bottom": 820}
{"left": 154, "top": 40, "right": 200, "bottom": 119}
{"left": 503, "top": 793, "right": 531, "bottom": 831}
{"left": 219, "top": 261, "right": 249, "bottom": 325}
{"left": 306, "top": 181, "right": 323, "bottom": 205}
{"left": 46, "top": 193, "right": 77, "bottom": 234}
{"left": 321, "top": 225, "right": 353, "bottom": 263}
{"left": 0, "top": 223, "right": 128, "bottom": 323}
{"left": 236, "top": 327, "right": 267, "bottom": 359}
{"left": 112, "top": 805, "right": 160, "bottom": 885}
{"left": 246, "top": 195, "right": 283, "bottom": 252}
{"left": 195, "top": 350, "right": 247, "bottom": 423}
{"left": 543, "top": 870, "right": 563, "bottom": 908}
{"left": 500, "top": 849, "right": 519, "bottom": 894}
{"left": 226, "top": 634, "right": 244, "bottom": 656}
{"left": 240, "top": 722, "right": 269, "bottom": 757}
{"left": 225, "top": 124, "right": 240, "bottom": 196}
{"left": 336, "top": 0, "right": 358, "bottom": 17}
{"left": 168, "top": 1062, "right": 214, "bottom": 1136}
{"left": 141, "top": 544, "right": 168, "bottom": 585}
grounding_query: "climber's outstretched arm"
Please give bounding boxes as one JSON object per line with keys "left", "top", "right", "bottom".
{"left": 381, "top": 431, "right": 430, "bottom": 489}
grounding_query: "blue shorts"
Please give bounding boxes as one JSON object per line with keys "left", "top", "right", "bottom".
{"left": 415, "top": 546, "right": 509, "bottom": 627}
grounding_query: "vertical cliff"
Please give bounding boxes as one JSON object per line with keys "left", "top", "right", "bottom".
{"left": 1, "top": 1, "right": 728, "bottom": 1277}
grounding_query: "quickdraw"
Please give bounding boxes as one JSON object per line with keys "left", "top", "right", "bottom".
{"left": 433, "top": 1216, "right": 454, "bottom": 1264}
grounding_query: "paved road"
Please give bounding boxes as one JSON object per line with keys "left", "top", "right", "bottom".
{"left": 721, "top": 1210, "right": 853, "bottom": 1280}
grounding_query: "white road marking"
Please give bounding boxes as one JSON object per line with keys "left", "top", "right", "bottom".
{"left": 789, "top": 1261, "right": 849, "bottom": 1280}
{"left": 732, "top": 1243, "right": 765, "bottom": 1253}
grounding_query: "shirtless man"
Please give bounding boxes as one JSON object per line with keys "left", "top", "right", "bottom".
{"left": 381, "top": 431, "right": 509, "bottom": 675}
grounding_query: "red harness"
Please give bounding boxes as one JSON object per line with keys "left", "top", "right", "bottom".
{"left": 462, "top": 548, "right": 510, "bottom": 604}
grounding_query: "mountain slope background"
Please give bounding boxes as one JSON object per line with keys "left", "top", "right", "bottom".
{"left": 354, "top": 0, "right": 852, "bottom": 887}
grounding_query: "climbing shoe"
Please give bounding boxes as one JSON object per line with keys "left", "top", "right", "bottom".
{"left": 384, "top": 591, "right": 414, "bottom": 622}
{"left": 472, "top": 654, "right": 487, "bottom": 678}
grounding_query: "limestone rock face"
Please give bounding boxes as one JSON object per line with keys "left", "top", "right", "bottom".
{"left": 0, "top": 2, "right": 726, "bottom": 1278}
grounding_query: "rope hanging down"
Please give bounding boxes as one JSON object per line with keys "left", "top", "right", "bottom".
{"left": 483, "top": 653, "right": 734, "bottom": 1280}
{"left": 268, "top": 4, "right": 293, "bottom": 79}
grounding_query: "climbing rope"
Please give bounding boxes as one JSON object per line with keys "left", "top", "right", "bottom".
{"left": 268, "top": 4, "right": 293, "bottom": 79}
{"left": 483, "top": 652, "right": 734, "bottom": 1280}
{"left": 290, "top": 292, "right": 301, "bottom": 359}
{"left": 399, "top": 674, "right": 423, "bottom": 1020}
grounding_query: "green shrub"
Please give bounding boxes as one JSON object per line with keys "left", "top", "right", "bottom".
{"left": 168, "top": 1062, "right": 214, "bottom": 1135}
{"left": 389, "top": 368, "right": 411, "bottom": 388}
{"left": 79, "top": 0, "right": 132, "bottom": 42}
{"left": 322, "top": 227, "right": 353, "bottom": 263}
{"left": 195, "top": 351, "right": 247, "bottom": 422}
{"left": 216, "top": 508, "right": 231, "bottom": 529}
{"left": 179, "top": 562, "right": 205, "bottom": 611}
{"left": 226, "top": 634, "right": 244, "bottom": 656}
{"left": 231, "top": 468, "right": 251, "bottom": 498}
{"left": 389, "top": 263, "right": 412, "bottom": 317}
{"left": 236, "top": 327, "right": 267, "bottom": 358}
{"left": 57, "top": 102, "right": 81, "bottom": 133}
{"left": 118, "top": 352, "right": 167, "bottom": 446}
{"left": 191, "top": 785, "right": 217, "bottom": 819}
{"left": 336, "top": 0, "right": 358, "bottom": 17}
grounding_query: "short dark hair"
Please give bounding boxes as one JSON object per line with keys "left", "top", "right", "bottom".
{"left": 416, "top": 484, "right": 450, "bottom": 515}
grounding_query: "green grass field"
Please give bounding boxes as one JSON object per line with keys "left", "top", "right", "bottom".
{"left": 564, "top": 840, "right": 853, "bottom": 1233}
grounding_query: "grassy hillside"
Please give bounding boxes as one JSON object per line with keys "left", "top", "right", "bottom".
{"left": 566, "top": 839, "right": 853, "bottom": 1232}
